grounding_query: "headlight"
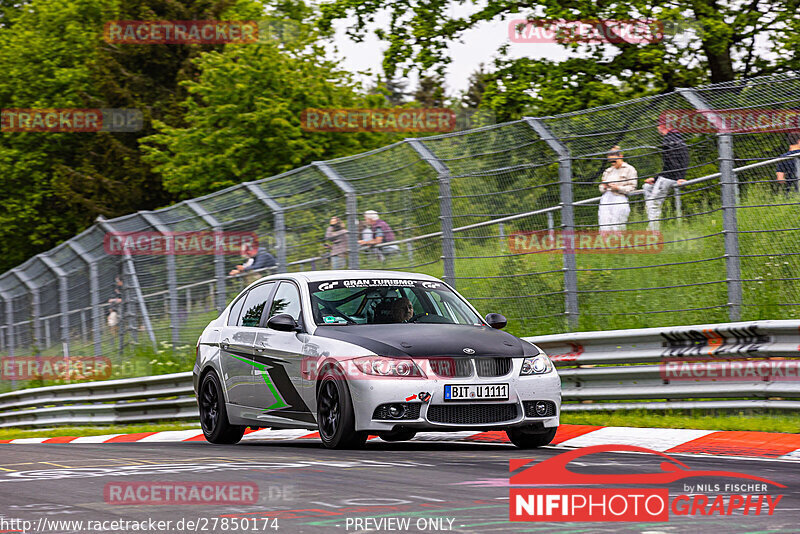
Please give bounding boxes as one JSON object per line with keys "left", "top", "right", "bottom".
{"left": 352, "top": 356, "right": 426, "bottom": 378}
{"left": 520, "top": 354, "right": 553, "bottom": 375}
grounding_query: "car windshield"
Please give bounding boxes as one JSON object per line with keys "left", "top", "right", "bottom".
{"left": 309, "top": 279, "right": 484, "bottom": 326}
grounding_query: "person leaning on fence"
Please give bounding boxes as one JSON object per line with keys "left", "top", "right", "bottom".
{"left": 358, "top": 210, "right": 399, "bottom": 261}
{"left": 643, "top": 124, "right": 689, "bottom": 230}
{"left": 229, "top": 243, "right": 277, "bottom": 283}
{"left": 598, "top": 146, "right": 638, "bottom": 232}
{"left": 776, "top": 131, "right": 800, "bottom": 194}
{"left": 324, "top": 216, "right": 348, "bottom": 269}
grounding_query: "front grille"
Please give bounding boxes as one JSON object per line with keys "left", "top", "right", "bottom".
{"left": 523, "top": 400, "right": 557, "bottom": 417}
{"left": 475, "top": 357, "right": 512, "bottom": 377}
{"left": 372, "top": 403, "right": 421, "bottom": 420}
{"left": 429, "top": 357, "right": 473, "bottom": 378}
{"left": 427, "top": 403, "right": 518, "bottom": 425}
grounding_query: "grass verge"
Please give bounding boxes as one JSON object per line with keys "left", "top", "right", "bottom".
{"left": 561, "top": 410, "right": 800, "bottom": 433}
{"left": 0, "top": 422, "right": 200, "bottom": 440}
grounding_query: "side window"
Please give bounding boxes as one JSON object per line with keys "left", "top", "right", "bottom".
{"left": 238, "top": 282, "right": 275, "bottom": 327}
{"left": 269, "top": 282, "right": 302, "bottom": 322}
{"left": 227, "top": 292, "right": 248, "bottom": 326}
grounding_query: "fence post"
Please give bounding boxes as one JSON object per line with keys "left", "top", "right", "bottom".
{"left": 314, "top": 162, "right": 359, "bottom": 270}
{"left": 39, "top": 255, "right": 70, "bottom": 358}
{"left": 678, "top": 88, "right": 741, "bottom": 320}
{"left": 407, "top": 139, "right": 456, "bottom": 288}
{"left": 66, "top": 241, "right": 102, "bottom": 357}
{"left": 243, "top": 184, "right": 287, "bottom": 273}
{"left": 11, "top": 268, "right": 41, "bottom": 353}
{"left": 96, "top": 216, "right": 158, "bottom": 350}
{"left": 0, "top": 290, "right": 13, "bottom": 358}
{"left": 185, "top": 199, "right": 229, "bottom": 310}
{"left": 525, "top": 118, "right": 579, "bottom": 330}
{"left": 139, "top": 212, "right": 180, "bottom": 347}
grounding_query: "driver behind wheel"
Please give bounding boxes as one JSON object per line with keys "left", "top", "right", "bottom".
{"left": 391, "top": 297, "right": 414, "bottom": 323}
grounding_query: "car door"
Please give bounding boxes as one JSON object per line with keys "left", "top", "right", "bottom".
{"left": 219, "top": 281, "right": 275, "bottom": 407}
{"left": 251, "top": 280, "right": 315, "bottom": 423}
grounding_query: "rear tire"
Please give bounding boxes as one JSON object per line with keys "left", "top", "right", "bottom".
{"left": 506, "top": 426, "right": 557, "bottom": 449}
{"left": 317, "top": 367, "right": 368, "bottom": 449}
{"left": 198, "top": 370, "right": 246, "bottom": 444}
{"left": 378, "top": 429, "right": 417, "bottom": 442}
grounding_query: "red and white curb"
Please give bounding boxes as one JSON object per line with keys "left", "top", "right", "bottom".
{"left": 3, "top": 424, "right": 800, "bottom": 460}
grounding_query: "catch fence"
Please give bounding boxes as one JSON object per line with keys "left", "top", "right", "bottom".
{"left": 1, "top": 74, "right": 799, "bottom": 388}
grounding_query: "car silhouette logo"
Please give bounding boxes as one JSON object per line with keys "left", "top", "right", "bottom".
{"left": 463, "top": 348, "right": 475, "bottom": 354}
{"left": 510, "top": 444, "right": 786, "bottom": 487}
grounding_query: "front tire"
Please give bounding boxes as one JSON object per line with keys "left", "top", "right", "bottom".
{"left": 198, "top": 370, "right": 245, "bottom": 444}
{"left": 317, "top": 367, "right": 367, "bottom": 449}
{"left": 506, "top": 426, "right": 557, "bottom": 449}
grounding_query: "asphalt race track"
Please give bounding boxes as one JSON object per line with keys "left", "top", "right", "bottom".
{"left": 0, "top": 439, "right": 798, "bottom": 534}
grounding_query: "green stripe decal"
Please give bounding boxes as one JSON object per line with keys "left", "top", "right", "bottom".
{"left": 229, "top": 354, "right": 289, "bottom": 410}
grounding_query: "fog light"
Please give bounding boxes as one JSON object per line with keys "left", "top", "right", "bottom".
{"left": 535, "top": 401, "right": 549, "bottom": 416}
{"left": 388, "top": 404, "right": 406, "bottom": 419}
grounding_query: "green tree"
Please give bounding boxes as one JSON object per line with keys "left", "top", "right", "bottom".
{"left": 319, "top": 0, "right": 800, "bottom": 119}
{"left": 141, "top": 22, "right": 393, "bottom": 198}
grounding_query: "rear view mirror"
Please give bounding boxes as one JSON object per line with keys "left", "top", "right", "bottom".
{"left": 267, "top": 313, "right": 300, "bottom": 332}
{"left": 485, "top": 313, "right": 507, "bottom": 329}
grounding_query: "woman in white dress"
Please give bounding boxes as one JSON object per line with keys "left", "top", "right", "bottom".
{"left": 598, "top": 146, "right": 638, "bottom": 232}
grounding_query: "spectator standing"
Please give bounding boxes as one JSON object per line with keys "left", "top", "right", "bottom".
{"left": 358, "top": 210, "right": 400, "bottom": 260}
{"left": 643, "top": 125, "right": 689, "bottom": 230}
{"left": 325, "top": 216, "right": 348, "bottom": 269}
{"left": 598, "top": 146, "right": 638, "bottom": 232}
{"left": 776, "top": 132, "right": 800, "bottom": 194}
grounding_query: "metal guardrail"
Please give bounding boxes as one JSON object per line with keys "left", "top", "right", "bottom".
{"left": 0, "top": 372, "right": 195, "bottom": 427}
{"left": 523, "top": 320, "right": 800, "bottom": 411}
{"left": 1, "top": 320, "right": 799, "bottom": 427}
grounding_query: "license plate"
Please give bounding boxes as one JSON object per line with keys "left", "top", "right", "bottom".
{"left": 444, "top": 384, "right": 509, "bottom": 401}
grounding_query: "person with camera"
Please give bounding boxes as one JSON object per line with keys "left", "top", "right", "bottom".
{"left": 599, "top": 146, "right": 638, "bottom": 232}
{"left": 325, "top": 216, "right": 349, "bottom": 269}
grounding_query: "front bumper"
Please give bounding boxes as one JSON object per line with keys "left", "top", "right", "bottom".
{"left": 347, "top": 359, "right": 561, "bottom": 433}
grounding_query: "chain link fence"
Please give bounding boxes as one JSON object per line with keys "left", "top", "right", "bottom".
{"left": 1, "top": 73, "right": 799, "bottom": 388}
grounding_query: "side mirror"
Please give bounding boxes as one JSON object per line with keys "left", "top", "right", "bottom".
{"left": 485, "top": 313, "right": 507, "bottom": 330}
{"left": 267, "top": 313, "right": 300, "bottom": 332}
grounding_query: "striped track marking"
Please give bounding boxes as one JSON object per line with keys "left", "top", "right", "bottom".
{"left": 3, "top": 425, "right": 800, "bottom": 460}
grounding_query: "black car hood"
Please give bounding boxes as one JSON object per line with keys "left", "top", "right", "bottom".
{"left": 313, "top": 323, "right": 539, "bottom": 358}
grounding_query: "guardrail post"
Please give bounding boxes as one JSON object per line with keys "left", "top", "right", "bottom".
{"left": 679, "top": 88, "right": 741, "bottom": 321}
{"left": 139, "top": 212, "right": 180, "bottom": 347}
{"left": 96, "top": 216, "right": 158, "bottom": 351}
{"left": 66, "top": 240, "right": 103, "bottom": 357}
{"left": 39, "top": 255, "right": 71, "bottom": 358}
{"left": 243, "top": 184, "right": 288, "bottom": 273}
{"left": 11, "top": 268, "right": 41, "bottom": 353}
{"left": 185, "top": 200, "right": 230, "bottom": 310}
{"left": 407, "top": 139, "right": 456, "bottom": 288}
{"left": 525, "top": 118, "right": 579, "bottom": 330}
{"left": 314, "top": 162, "right": 359, "bottom": 270}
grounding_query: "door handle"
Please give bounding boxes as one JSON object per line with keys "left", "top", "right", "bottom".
{"left": 255, "top": 342, "right": 267, "bottom": 352}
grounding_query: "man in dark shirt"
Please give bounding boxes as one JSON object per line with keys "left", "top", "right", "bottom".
{"left": 229, "top": 244, "right": 277, "bottom": 281}
{"left": 776, "top": 132, "right": 800, "bottom": 194}
{"left": 643, "top": 125, "right": 690, "bottom": 230}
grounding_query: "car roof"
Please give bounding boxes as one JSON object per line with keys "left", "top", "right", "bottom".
{"left": 250, "top": 269, "right": 444, "bottom": 286}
